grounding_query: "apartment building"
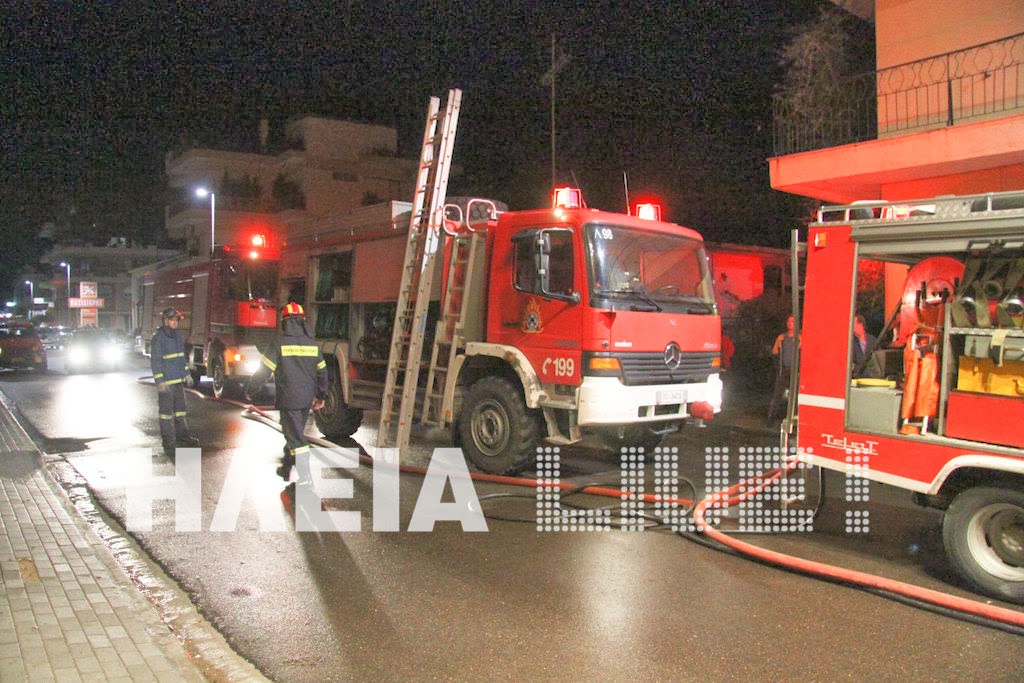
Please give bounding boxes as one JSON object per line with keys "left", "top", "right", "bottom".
{"left": 164, "top": 116, "right": 419, "bottom": 255}
{"left": 770, "top": 0, "right": 1024, "bottom": 202}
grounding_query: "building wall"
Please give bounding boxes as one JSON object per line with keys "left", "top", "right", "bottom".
{"left": 882, "top": 163, "right": 1024, "bottom": 199}
{"left": 286, "top": 117, "right": 398, "bottom": 162}
{"left": 876, "top": 0, "right": 1024, "bottom": 69}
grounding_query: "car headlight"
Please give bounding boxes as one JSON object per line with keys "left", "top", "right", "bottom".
{"left": 68, "top": 347, "right": 89, "bottom": 365}
{"left": 102, "top": 344, "right": 123, "bottom": 362}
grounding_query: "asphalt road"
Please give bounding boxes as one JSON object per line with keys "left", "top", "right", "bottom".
{"left": 3, "top": 351, "right": 1023, "bottom": 681}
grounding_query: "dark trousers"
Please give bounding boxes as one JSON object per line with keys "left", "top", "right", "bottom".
{"left": 768, "top": 367, "right": 792, "bottom": 420}
{"left": 158, "top": 383, "right": 189, "bottom": 446}
{"left": 280, "top": 408, "right": 311, "bottom": 460}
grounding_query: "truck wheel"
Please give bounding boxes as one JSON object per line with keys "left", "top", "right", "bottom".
{"left": 943, "top": 486, "right": 1024, "bottom": 604}
{"left": 314, "top": 370, "right": 363, "bottom": 438}
{"left": 210, "top": 355, "right": 227, "bottom": 399}
{"left": 458, "top": 376, "right": 539, "bottom": 475}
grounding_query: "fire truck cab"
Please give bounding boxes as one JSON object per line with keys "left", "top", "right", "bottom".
{"left": 791, "top": 191, "right": 1024, "bottom": 603}
{"left": 445, "top": 190, "right": 723, "bottom": 473}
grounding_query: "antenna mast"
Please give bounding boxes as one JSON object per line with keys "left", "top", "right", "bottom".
{"left": 541, "top": 34, "right": 569, "bottom": 188}
{"left": 550, "top": 34, "right": 556, "bottom": 187}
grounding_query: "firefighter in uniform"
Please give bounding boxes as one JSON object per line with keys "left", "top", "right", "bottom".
{"left": 151, "top": 308, "right": 200, "bottom": 455}
{"left": 245, "top": 302, "right": 328, "bottom": 481}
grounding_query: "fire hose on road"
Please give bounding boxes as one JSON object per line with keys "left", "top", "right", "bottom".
{"left": 148, "top": 376, "right": 1024, "bottom": 635}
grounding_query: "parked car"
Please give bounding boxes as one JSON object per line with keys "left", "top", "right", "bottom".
{"left": 0, "top": 323, "right": 47, "bottom": 371}
{"left": 38, "top": 326, "right": 71, "bottom": 350}
{"left": 64, "top": 328, "right": 127, "bottom": 373}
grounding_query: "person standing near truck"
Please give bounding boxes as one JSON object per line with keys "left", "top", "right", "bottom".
{"left": 245, "top": 302, "right": 328, "bottom": 481}
{"left": 851, "top": 314, "right": 880, "bottom": 378}
{"left": 151, "top": 308, "right": 200, "bottom": 455}
{"left": 768, "top": 314, "right": 798, "bottom": 420}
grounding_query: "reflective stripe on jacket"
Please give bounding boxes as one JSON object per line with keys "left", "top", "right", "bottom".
{"left": 151, "top": 326, "right": 188, "bottom": 384}
{"left": 246, "top": 317, "right": 328, "bottom": 409}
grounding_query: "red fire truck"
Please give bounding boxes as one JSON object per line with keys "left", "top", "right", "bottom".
{"left": 293, "top": 190, "right": 723, "bottom": 472}
{"left": 288, "top": 89, "right": 722, "bottom": 474}
{"left": 139, "top": 231, "right": 280, "bottom": 397}
{"left": 787, "top": 191, "right": 1024, "bottom": 603}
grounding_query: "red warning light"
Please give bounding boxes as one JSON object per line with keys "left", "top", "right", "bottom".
{"left": 634, "top": 203, "right": 662, "bottom": 221}
{"left": 552, "top": 186, "right": 583, "bottom": 209}
{"left": 251, "top": 233, "right": 266, "bottom": 247}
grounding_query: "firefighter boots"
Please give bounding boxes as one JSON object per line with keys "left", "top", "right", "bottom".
{"left": 276, "top": 453, "right": 295, "bottom": 481}
{"left": 177, "top": 434, "right": 201, "bottom": 448}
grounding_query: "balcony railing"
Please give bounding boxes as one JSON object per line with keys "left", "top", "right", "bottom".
{"left": 773, "top": 32, "right": 1024, "bottom": 156}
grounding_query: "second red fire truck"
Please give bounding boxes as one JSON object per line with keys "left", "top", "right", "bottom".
{"left": 139, "top": 231, "right": 280, "bottom": 397}
{"left": 787, "top": 191, "right": 1024, "bottom": 604}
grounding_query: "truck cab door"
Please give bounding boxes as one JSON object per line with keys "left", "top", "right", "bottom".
{"left": 494, "top": 228, "right": 582, "bottom": 386}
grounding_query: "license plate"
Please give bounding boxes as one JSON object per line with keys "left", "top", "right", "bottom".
{"left": 656, "top": 390, "right": 684, "bottom": 404}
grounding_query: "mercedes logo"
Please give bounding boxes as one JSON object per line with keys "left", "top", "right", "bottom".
{"left": 663, "top": 342, "right": 682, "bottom": 369}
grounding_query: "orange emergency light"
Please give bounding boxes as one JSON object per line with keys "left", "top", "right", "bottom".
{"left": 552, "top": 186, "right": 583, "bottom": 209}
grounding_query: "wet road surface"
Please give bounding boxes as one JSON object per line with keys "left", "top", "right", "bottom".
{"left": 2, "top": 353, "right": 1022, "bottom": 681}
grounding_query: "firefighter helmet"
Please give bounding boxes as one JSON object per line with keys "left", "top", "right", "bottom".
{"left": 161, "top": 308, "right": 184, "bottom": 321}
{"left": 282, "top": 302, "right": 305, "bottom": 318}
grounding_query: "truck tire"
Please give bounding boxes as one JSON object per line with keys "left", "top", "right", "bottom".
{"left": 943, "top": 486, "right": 1024, "bottom": 604}
{"left": 210, "top": 354, "right": 228, "bottom": 399}
{"left": 458, "top": 376, "right": 539, "bottom": 475}
{"left": 314, "top": 370, "right": 363, "bottom": 438}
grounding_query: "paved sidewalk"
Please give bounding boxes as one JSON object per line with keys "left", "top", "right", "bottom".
{"left": 0, "top": 393, "right": 237, "bottom": 682}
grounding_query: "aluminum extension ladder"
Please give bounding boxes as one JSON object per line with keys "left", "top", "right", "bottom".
{"left": 376, "top": 89, "right": 461, "bottom": 453}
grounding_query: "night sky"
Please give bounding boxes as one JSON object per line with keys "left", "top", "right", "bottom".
{"left": 2, "top": 1, "right": 828, "bottom": 298}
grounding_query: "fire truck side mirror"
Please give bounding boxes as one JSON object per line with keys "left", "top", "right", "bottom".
{"left": 538, "top": 230, "right": 579, "bottom": 304}
{"left": 537, "top": 233, "right": 552, "bottom": 292}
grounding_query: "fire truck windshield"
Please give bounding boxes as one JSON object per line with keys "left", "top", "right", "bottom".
{"left": 585, "top": 223, "right": 715, "bottom": 314}
{"left": 224, "top": 259, "right": 278, "bottom": 301}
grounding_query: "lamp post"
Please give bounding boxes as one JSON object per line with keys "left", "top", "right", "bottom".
{"left": 59, "top": 261, "right": 71, "bottom": 326}
{"left": 23, "top": 280, "right": 33, "bottom": 319}
{"left": 195, "top": 187, "right": 216, "bottom": 255}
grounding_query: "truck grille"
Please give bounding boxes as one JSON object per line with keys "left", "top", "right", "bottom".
{"left": 617, "top": 351, "right": 718, "bottom": 386}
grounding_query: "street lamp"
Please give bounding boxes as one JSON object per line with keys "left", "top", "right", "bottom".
{"left": 58, "top": 262, "right": 71, "bottom": 299}
{"left": 23, "top": 280, "right": 33, "bottom": 319}
{"left": 59, "top": 262, "right": 71, "bottom": 326}
{"left": 195, "top": 187, "right": 216, "bottom": 255}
